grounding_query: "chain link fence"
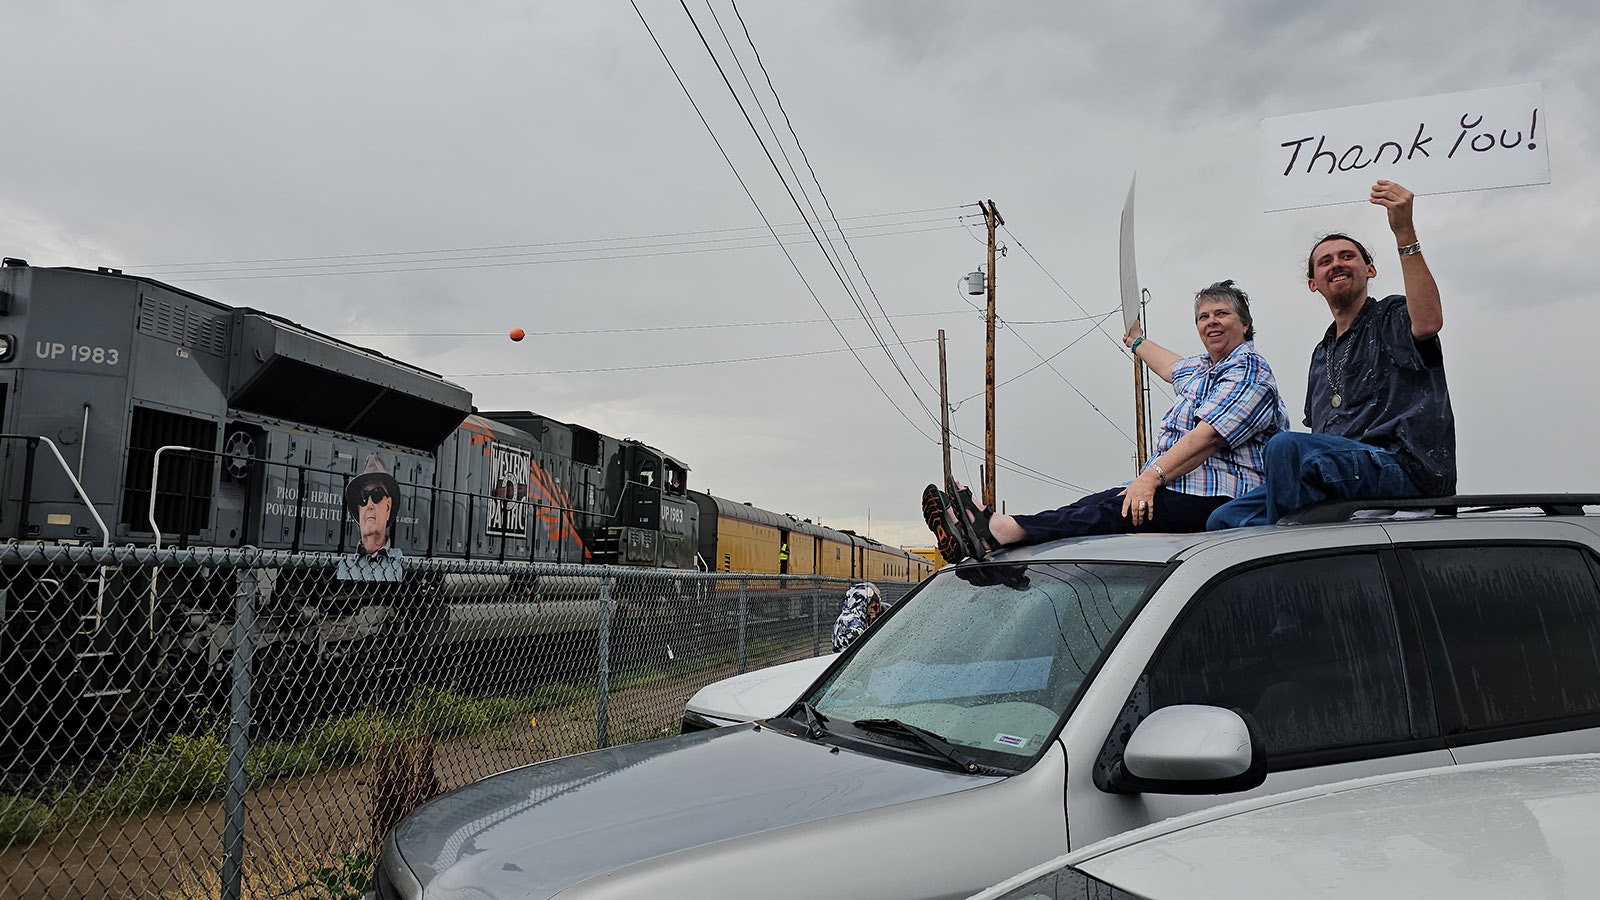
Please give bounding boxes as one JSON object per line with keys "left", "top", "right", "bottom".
{"left": 0, "top": 545, "right": 912, "bottom": 898}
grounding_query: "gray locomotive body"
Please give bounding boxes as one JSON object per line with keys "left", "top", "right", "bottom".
{"left": 0, "top": 259, "right": 697, "bottom": 565}
{"left": 0, "top": 259, "right": 700, "bottom": 759}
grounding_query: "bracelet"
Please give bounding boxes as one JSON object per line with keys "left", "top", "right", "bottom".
{"left": 1397, "top": 241, "right": 1422, "bottom": 257}
{"left": 1129, "top": 336, "right": 1145, "bottom": 353}
{"left": 1150, "top": 462, "right": 1166, "bottom": 485}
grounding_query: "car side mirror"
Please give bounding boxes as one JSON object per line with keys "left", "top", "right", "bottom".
{"left": 1104, "top": 705, "right": 1267, "bottom": 795}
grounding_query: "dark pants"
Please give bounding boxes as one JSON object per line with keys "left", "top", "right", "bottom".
{"left": 1012, "top": 486, "right": 1230, "bottom": 543}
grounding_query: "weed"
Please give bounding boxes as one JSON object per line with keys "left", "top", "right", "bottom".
{"left": 477, "top": 694, "right": 539, "bottom": 726}
{"left": 99, "top": 733, "right": 228, "bottom": 814}
{"left": 406, "top": 687, "right": 490, "bottom": 738}
{"left": 527, "top": 682, "right": 588, "bottom": 710}
{"left": 0, "top": 793, "right": 51, "bottom": 846}
{"left": 304, "top": 711, "right": 407, "bottom": 767}
{"left": 283, "top": 846, "right": 376, "bottom": 900}
{"left": 248, "top": 741, "right": 321, "bottom": 785}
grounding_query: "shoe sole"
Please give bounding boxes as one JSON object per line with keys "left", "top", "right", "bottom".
{"left": 922, "top": 483, "right": 967, "bottom": 563}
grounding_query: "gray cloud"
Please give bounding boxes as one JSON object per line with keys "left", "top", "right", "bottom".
{"left": 4, "top": 0, "right": 1597, "bottom": 549}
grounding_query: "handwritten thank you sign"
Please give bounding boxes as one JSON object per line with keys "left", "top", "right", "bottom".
{"left": 1261, "top": 84, "right": 1548, "bottom": 211}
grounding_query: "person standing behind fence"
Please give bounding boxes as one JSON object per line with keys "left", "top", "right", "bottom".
{"left": 832, "top": 583, "right": 884, "bottom": 652}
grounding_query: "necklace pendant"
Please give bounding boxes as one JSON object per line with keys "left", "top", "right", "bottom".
{"left": 1331, "top": 393, "right": 1343, "bottom": 408}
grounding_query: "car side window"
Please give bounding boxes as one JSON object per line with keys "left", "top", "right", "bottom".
{"left": 1146, "top": 554, "right": 1416, "bottom": 757}
{"left": 1413, "top": 545, "right": 1600, "bottom": 731}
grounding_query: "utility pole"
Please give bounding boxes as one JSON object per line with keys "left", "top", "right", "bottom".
{"left": 1133, "top": 318, "right": 1149, "bottom": 471}
{"left": 938, "top": 329, "right": 952, "bottom": 489}
{"left": 981, "top": 199, "right": 1003, "bottom": 509}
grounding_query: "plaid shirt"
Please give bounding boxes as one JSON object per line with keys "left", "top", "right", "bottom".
{"left": 1145, "top": 341, "right": 1290, "bottom": 499}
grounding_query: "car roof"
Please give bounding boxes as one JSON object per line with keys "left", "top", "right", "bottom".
{"left": 977, "top": 530, "right": 1216, "bottom": 566}
{"left": 972, "top": 753, "right": 1600, "bottom": 900}
{"left": 956, "top": 495, "right": 1600, "bottom": 569}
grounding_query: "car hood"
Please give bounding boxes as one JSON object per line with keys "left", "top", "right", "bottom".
{"left": 387, "top": 724, "right": 994, "bottom": 899}
{"left": 683, "top": 654, "right": 836, "bottom": 723}
{"left": 1074, "top": 754, "right": 1600, "bottom": 900}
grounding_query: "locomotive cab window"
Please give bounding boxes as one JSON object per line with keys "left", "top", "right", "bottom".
{"left": 663, "top": 459, "right": 687, "bottom": 496}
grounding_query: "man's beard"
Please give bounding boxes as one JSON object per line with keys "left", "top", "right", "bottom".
{"left": 1323, "top": 278, "right": 1364, "bottom": 309}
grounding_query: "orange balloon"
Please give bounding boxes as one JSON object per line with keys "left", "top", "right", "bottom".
{"left": 509, "top": 328, "right": 525, "bottom": 342}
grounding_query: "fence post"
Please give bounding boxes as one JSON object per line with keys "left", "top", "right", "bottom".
{"left": 221, "top": 557, "right": 258, "bottom": 900}
{"left": 737, "top": 576, "right": 748, "bottom": 675}
{"left": 596, "top": 571, "right": 614, "bottom": 750}
{"left": 812, "top": 577, "right": 821, "bottom": 657}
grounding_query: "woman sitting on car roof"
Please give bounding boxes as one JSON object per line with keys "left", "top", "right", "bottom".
{"left": 925, "top": 280, "right": 1291, "bottom": 563}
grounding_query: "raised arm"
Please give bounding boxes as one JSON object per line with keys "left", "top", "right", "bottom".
{"left": 1124, "top": 318, "right": 1181, "bottom": 384}
{"left": 1372, "top": 180, "right": 1442, "bottom": 340}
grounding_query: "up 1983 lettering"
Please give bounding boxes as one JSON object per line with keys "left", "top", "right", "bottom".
{"left": 36, "top": 342, "right": 121, "bottom": 366}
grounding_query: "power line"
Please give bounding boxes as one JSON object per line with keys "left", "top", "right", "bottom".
{"left": 122, "top": 205, "right": 969, "bottom": 270}
{"left": 680, "top": 0, "right": 941, "bottom": 436}
{"left": 630, "top": 1, "right": 938, "bottom": 446}
{"left": 955, "top": 309, "right": 1121, "bottom": 405}
{"left": 341, "top": 308, "right": 979, "bottom": 338}
{"left": 139, "top": 221, "right": 966, "bottom": 282}
{"left": 1001, "top": 221, "right": 1177, "bottom": 406}
{"left": 723, "top": 0, "right": 946, "bottom": 409}
{"left": 446, "top": 337, "right": 937, "bottom": 377}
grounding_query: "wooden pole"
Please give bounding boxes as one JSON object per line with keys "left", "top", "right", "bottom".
{"left": 1133, "top": 313, "right": 1149, "bottom": 472}
{"left": 939, "top": 329, "right": 952, "bottom": 488}
{"left": 982, "top": 200, "right": 1004, "bottom": 509}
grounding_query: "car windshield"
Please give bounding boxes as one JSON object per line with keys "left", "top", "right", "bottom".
{"left": 808, "top": 561, "right": 1159, "bottom": 766}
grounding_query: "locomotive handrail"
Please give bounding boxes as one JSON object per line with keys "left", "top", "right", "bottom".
{"left": 149, "top": 445, "right": 209, "bottom": 552}
{"left": 0, "top": 433, "right": 110, "bottom": 548}
{"left": 148, "top": 444, "right": 210, "bottom": 642}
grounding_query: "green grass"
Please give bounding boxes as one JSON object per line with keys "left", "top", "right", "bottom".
{"left": 0, "top": 793, "right": 51, "bottom": 846}
{"left": 303, "top": 710, "right": 409, "bottom": 768}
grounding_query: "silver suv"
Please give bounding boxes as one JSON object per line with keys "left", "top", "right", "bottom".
{"left": 374, "top": 496, "right": 1600, "bottom": 900}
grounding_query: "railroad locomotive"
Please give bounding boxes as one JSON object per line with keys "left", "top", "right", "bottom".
{"left": 0, "top": 258, "right": 927, "bottom": 754}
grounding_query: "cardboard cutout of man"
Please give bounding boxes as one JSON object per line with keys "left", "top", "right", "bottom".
{"left": 338, "top": 453, "right": 404, "bottom": 581}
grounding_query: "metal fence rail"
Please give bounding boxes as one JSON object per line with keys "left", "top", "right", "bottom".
{"left": 0, "top": 545, "right": 912, "bottom": 898}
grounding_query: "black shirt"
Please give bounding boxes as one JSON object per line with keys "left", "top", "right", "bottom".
{"left": 1305, "top": 295, "right": 1457, "bottom": 496}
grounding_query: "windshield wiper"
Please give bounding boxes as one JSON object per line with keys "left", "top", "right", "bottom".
{"left": 773, "top": 701, "right": 831, "bottom": 740}
{"left": 850, "top": 717, "right": 999, "bottom": 775}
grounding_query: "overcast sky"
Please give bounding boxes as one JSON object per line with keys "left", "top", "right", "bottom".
{"left": 5, "top": 1, "right": 1597, "bottom": 550}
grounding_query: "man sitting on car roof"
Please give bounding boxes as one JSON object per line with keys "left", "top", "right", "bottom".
{"left": 1206, "top": 180, "right": 1455, "bottom": 529}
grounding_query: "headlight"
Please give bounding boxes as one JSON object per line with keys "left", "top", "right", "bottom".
{"left": 0, "top": 334, "right": 15, "bottom": 363}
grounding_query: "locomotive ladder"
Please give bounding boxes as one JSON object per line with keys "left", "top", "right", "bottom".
{"left": 0, "top": 434, "right": 127, "bottom": 700}
{"left": 76, "top": 567, "right": 132, "bottom": 700}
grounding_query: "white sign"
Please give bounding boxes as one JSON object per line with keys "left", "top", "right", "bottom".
{"left": 1118, "top": 175, "right": 1139, "bottom": 333}
{"left": 1261, "top": 83, "right": 1548, "bottom": 212}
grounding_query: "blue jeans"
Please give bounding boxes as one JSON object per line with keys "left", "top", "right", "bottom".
{"left": 1206, "top": 432, "right": 1419, "bottom": 529}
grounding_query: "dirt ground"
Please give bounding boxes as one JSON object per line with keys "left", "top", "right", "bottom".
{"left": 0, "top": 659, "right": 760, "bottom": 899}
